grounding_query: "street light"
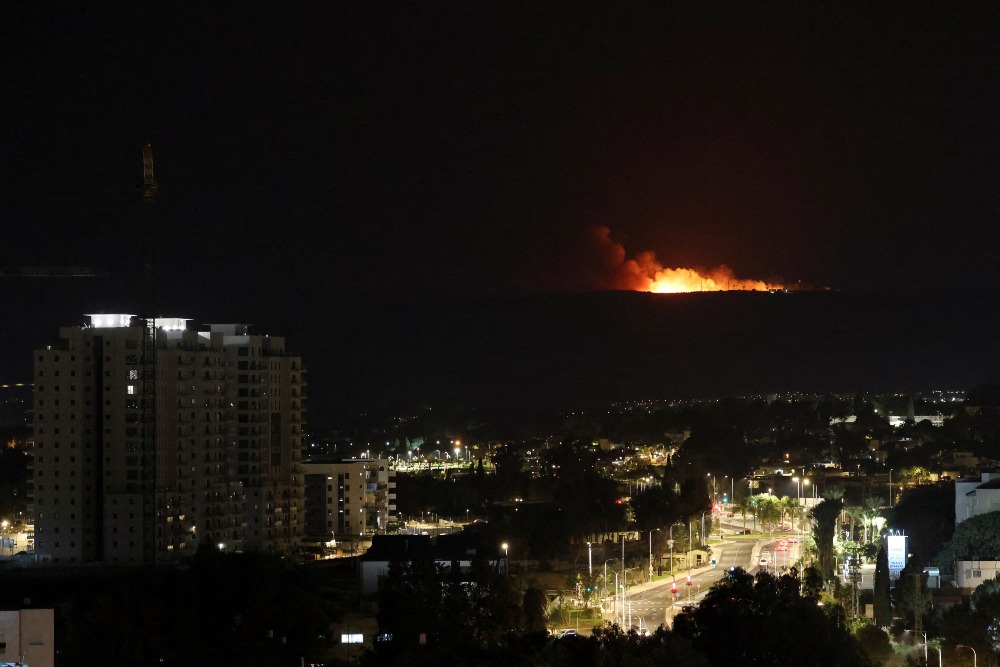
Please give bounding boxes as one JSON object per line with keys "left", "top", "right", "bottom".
{"left": 501, "top": 542, "right": 509, "bottom": 576}
{"left": 649, "top": 528, "right": 661, "bottom": 578}
{"left": 957, "top": 644, "right": 976, "bottom": 667}
{"left": 668, "top": 525, "right": 676, "bottom": 579}
{"left": 622, "top": 567, "right": 638, "bottom": 628}
{"left": 792, "top": 477, "right": 809, "bottom": 535}
{"left": 603, "top": 558, "right": 617, "bottom": 612}
{"left": 889, "top": 468, "right": 892, "bottom": 507}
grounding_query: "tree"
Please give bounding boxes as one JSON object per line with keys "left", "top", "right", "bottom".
{"left": 893, "top": 557, "right": 931, "bottom": 629}
{"left": 862, "top": 496, "right": 883, "bottom": 545}
{"left": 735, "top": 495, "right": 752, "bottom": 533}
{"left": 889, "top": 482, "right": 954, "bottom": 565}
{"left": 845, "top": 505, "right": 865, "bottom": 543}
{"left": 934, "top": 510, "right": 1000, "bottom": 574}
{"left": 854, "top": 623, "right": 893, "bottom": 666}
{"left": 812, "top": 498, "right": 843, "bottom": 579}
{"left": 672, "top": 568, "right": 872, "bottom": 666}
{"left": 778, "top": 495, "right": 798, "bottom": 529}
{"left": 872, "top": 542, "right": 891, "bottom": 628}
{"left": 59, "top": 548, "right": 338, "bottom": 667}
{"left": 371, "top": 549, "right": 525, "bottom": 663}
{"left": 755, "top": 494, "right": 781, "bottom": 536}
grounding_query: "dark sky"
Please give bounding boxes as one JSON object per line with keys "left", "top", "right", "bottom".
{"left": 3, "top": 4, "right": 1000, "bottom": 421}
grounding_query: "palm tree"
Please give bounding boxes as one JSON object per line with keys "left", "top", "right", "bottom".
{"left": 778, "top": 496, "right": 798, "bottom": 530}
{"left": 844, "top": 505, "right": 865, "bottom": 544}
{"left": 862, "top": 497, "right": 883, "bottom": 545}
{"left": 758, "top": 495, "right": 781, "bottom": 536}
{"left": 813, "top": 490, "right": 844, "bottom": 579}
{"left": 735, "top": 496, "right": 752, "bottom": 533}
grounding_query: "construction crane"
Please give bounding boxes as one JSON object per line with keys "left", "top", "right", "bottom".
{"left": 140, "top": 144, "right": 158, "bottom": 565}
{"left": 0, "top": 267, "right": 104, "bottom": 277}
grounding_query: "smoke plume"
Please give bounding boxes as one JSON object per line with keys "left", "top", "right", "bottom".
{"left": 586, "top": 225, "right": 782, "bottom": 293}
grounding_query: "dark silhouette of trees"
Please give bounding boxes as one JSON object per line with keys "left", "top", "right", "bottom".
{"left": 854, "top": 624, "right": 893, "bottom": 666}
{"left": 934, "top": 510, "right": 1000, "bottom": 574}
{"left": 886, "top": 482, "right": 954, "bottom": 565}
{"left": 671, "top": 567, "right": 872, "bottom": 666}
{"left": 892, "top": 557, "right": 932, "bottom": 630}
{"left": 60, "top": 548, "right": 338, "bottom": 667}
{"left": 370, "top": 550, "right": 526, "bottom": 664}
{"left": 812, "top": 496, "right": 843, "bottom": 579}
{"left": 873, "top": 542, "right": 892, "bottom": 628}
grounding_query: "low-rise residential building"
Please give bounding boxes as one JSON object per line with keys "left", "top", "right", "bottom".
{"left": 955, "top": 472, "right": 1000, "bottom": 525}
{"left": 955, "top": 560, "right": 1000, "bottom": 591}
{"left": 302, "top": 458, "right": 395, "bottom": 546}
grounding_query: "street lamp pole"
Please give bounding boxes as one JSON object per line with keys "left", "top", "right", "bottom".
{"left": 669, "top": 525, "right": 675, "bottom": 579}
{"left": 688, "top": 521, "right": 693, "bottom": 574}
{"left": 587, "top": 541, "right": 593, "bottom": 576}
{"left": 603, "top": 558, "right": 616, "bottom": 614}
{"left": 612, "top": 572, "right": 618, "bottom": 620}
{"left": 648, "top": 528, "right": 660, "bottom": 578}
{"left": 957, "top": 644, "right": 976, "bottom": 667}
{"left": 649, "top": 531, "right": 653, "bottom": 578}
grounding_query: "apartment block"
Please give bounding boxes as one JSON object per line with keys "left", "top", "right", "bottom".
{"left": 31, "top": 315, "right": 306, "bottom": 564}
{"left": 302, "top": 458, "right": 396, "bottom": 545}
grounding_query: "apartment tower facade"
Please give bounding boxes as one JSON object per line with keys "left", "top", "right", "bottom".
{"left": 31, "top": 315, "right": 306, "bottom": 564}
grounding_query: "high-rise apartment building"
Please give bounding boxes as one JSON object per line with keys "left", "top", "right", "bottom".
{"left": 30, "top": 315, "right": 306, "bottom": 564}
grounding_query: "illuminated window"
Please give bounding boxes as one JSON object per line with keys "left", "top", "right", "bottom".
{"left": 341, "top": 634, "right": 363, "bottom": 644}
{"left": 128, "top": 369, "right": 138, "bottom": 380}
{"left": 127, "top": 385, "right": 136, "bottom": 395}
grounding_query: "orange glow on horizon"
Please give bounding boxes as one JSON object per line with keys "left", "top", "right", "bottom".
{"left": 644, "top": 266, "right": 781, "bottom": 293}
{"left": 589, "top": 226, "right": 782, "bottom": 293}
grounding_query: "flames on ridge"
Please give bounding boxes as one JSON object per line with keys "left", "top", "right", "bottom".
{"left": 588, "top": 226, "right": 782, "bottom": 293}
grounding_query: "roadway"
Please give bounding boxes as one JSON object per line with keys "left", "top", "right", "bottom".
{"left": 614, "top": 521, "right": 806, "bottom": 631}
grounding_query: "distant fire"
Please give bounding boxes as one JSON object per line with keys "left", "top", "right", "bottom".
{"left": 642, "top": 263, "right": 781, "bottom": 293}
{"left": 588, "top": 226, "right": 782, "bottom": 293}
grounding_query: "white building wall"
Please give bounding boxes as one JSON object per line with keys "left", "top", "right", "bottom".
{"left": 955, "top": 472, "right": 1000, "bottom": 526}
{"left": 956, "top": 560, "right": 1000, "bottom": 591}
{"left": 0, "top": 609, "right": 55, "bottom": 667}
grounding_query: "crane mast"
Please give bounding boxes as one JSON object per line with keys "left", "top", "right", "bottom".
{"left": 141, "top": 144, "right": 157, "bottom": 564}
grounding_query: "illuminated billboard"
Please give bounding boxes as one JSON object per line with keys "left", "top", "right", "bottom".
{"left": 886, "top": 534, "right": 907, "bottom": 576}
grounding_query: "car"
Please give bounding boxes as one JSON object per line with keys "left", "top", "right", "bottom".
{"left": 738, "top": 529, "right": 753, "bottom": 535}
{"left": 788, "top": 537, "right": 799, "bottom": 543}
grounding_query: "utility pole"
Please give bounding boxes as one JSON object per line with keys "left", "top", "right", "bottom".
{"left": 140, "top": 144, "right": 158, "bottom": 565}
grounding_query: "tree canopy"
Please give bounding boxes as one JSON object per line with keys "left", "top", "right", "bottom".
{"left": 935, "top": 510, "right": 1000, "bottom": 574}
{"left": 671, "top": 567, "right": 872, "bottom": 666}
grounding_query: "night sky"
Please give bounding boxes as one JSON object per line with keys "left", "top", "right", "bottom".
{"left": 3, "top": 5, "right": 1000, "bottom": 425}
